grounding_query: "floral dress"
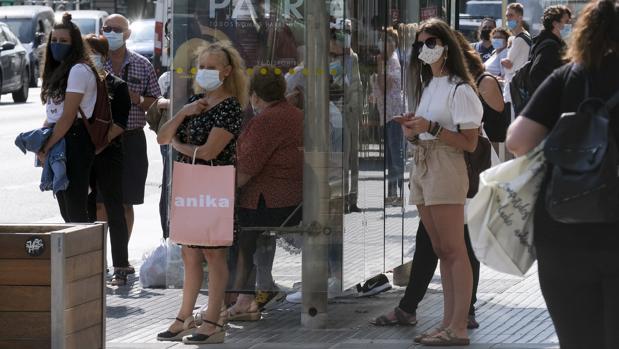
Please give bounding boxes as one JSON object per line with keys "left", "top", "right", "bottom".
{"left": 175, "top": 95, "right": 243, "bottom": 249}
{"left": 176, "top": 95, "right": 243, "bottom": 166}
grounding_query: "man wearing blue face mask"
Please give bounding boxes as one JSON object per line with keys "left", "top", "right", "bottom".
{"left": 101, "top": 14, "right": 162, "bottom": 263}
{"left": 500, "top": 2, "right": 530, "bottom": 140}
{"left": 528, "top": 5, "right": 572, "bottom": 93}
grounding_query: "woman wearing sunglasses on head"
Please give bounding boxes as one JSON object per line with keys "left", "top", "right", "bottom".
{"left": 400, "top": 18, "right": 483, "bottom": 346}
{"left": 38, "top": 13, "right": 99, "bottom": 223}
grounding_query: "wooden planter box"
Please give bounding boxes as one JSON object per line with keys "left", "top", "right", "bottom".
{"left": 0, "top": 224, "right": 107, "bottom": 349}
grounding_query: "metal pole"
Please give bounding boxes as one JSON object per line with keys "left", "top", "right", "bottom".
{"left": 302, "top": 0, "right": 330, "bottom": 329}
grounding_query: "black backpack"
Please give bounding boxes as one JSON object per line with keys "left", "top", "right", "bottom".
{"left": 544, "top": 75, "right": 619, "bottom": 224}
{"left": 509, "top": 34, "right": 560, "bottom": 116}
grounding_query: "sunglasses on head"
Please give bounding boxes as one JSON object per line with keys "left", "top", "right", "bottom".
{"left": 102, "top": 26, "right": 125, "bottom": 34}
{"left": 413, "top": 37, "right": 438, "bottom": 51}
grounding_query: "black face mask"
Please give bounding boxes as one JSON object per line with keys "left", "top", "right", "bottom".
{"left": 480, "top": 29, "right": 492, "bottom": 41}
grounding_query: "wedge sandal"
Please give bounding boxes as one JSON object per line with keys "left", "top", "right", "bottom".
{"left": 156, "top": 317, "right": 195, "bottom": 342}
{"left": 182, "top": 320, "right": 226, "bottom": 345}
{"left": 225, "top": 306, "right": 261, "bottom": 321}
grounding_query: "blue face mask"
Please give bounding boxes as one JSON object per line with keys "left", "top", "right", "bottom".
{"left": 560, "top": 24, "right": 572, "bottom": 39}
{"left": 507, "top": 20, "right": 518, "bottom": 30}
{"left": 492, "top": 38, "right": 506, "bottom": 50}
{"left": 103, "top": 31, "right": 125, "bottom": 51}
{"left": 50, "top": 42, "right": 72, "bottom": 61}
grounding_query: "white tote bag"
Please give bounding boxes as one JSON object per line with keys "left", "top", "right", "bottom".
{"left": 467, "top": 142, "right": 546, "bottom": 276}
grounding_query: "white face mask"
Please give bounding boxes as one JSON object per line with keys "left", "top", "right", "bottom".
{"left": 250, "top": 93, "right": 261, "bottom": 115}
{"left": 418, "top": 44, "right": 445, "bottom": 65}
{"left": 195, "top": 69, "right": 223, "bottom": 91}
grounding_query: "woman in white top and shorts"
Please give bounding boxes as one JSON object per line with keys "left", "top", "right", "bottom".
{"left": 39, "top": 13, "right": 99, "bottom": 223}
{"left": 401, "top": 18, "right": 483, "bottom": 346}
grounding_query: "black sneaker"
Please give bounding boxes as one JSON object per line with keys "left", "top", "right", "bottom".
{"left": 356, "top": 274, "right": 392, "bottom": 297}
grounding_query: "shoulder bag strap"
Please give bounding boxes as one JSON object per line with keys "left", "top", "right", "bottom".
{"left": 606, "top": 89, "right": 619, "bottom": 111}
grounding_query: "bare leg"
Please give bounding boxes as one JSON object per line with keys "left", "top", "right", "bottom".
{"left": 197, "top": 248, "right": 228, "bottom": 335}
{"left": 430, "top": 204, "right": 472, "bottom": 339}
{"left": 417, "top": 205, "right": 451, "bottom": 330}
{"left": 167, "top": 246, "right": 204, "bottom": 332}
{"left": 96, "top": 203, "right": 108, "bottom": 221}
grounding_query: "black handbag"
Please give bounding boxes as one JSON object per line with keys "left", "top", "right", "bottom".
{"left": 544, "top": 81, "right": 619, "bottom": 223}
{"left": 465, "top": 134, "right": 492, "bottom": 198}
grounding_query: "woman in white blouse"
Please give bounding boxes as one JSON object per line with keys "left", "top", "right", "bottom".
{"left": 484, "top": 27, "right": 511, "bottom": 80}
{"left": 401, "top": 18, "right": 483, "bottom": 346}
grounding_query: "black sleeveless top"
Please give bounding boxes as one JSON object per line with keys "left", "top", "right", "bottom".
{"left": 476, "top": 73, "right": 506, "bottom": 142}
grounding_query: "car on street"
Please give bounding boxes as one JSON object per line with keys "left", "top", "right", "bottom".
{"left": 1, "top": 5, "right": 54, "bottom": 87}
{"left": 55, "top": 10, "right": 108, "bottom": 36}
{"left": 0, "top": 22, "right": 30, "bottom": 103}
{"left": 127, "top": 19, "right": 155, "bottom": 63}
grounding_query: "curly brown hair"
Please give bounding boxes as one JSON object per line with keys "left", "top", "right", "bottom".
{"left": 41, "top": 13, "right": 98, "bottom": 104}
{"left": 565, "top": 0, "right": 619, "bottom": 70}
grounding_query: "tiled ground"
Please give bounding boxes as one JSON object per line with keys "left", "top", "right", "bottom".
{"left": 106, "top": 262, "right": 557, "bottom": 349}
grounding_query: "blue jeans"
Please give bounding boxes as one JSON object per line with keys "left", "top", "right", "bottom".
{"left": 385, "top": 120, "right": 405, "bottom": 197}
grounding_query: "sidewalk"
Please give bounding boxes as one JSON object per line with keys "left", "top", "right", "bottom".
{"left": 104, "top": 193, "right": 559, "bottom": 349}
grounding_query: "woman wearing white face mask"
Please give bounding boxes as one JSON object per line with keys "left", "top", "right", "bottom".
{"left": 400, "top": 18, "right": 483, "bottom": 346}
{"left": 156, "top": 42, "right": 249, "bottom": 344}
{"left": 84, "top": 34, "right": 132, "bottom": 286}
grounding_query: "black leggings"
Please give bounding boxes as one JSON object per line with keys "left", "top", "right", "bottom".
{"left": 88, "top": 141, "right": 129, "bottom": 268}
{"left": 233, "top": 196, "right": 301, "bottom": 294}
{"left": 536, "top": 239, "right": 619, "bottom": 349}
{"left": 399, "top": 222, "right": 480, "bottom": 316}
{"left": 56, "top": 123, "right": 94, "bottom": 223}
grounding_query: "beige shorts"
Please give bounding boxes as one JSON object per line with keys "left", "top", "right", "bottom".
{"left": 409, "top": 140, "right": 468, "bottom": 206}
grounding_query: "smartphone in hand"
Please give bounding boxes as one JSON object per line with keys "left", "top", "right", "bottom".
{"left": 392, "top": 113, "right": 414, "bottom": 125}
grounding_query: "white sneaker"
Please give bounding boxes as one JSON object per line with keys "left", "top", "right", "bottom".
{"left": 286, "top": 290, "right": 302, "bottom": 304}
{"left": 285, "top": 278, "right": 342, "bottom": 303}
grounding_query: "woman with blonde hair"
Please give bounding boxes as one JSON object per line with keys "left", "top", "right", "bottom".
{"left": 401, "top": 18, "right": 483, "bottom": 346}
{"left": 156, "top": 41, "right": 248, "bottom": 345}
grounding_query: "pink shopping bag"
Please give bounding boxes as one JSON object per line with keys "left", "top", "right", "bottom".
{"left": 169, "top": 160, "right": 235, "bottom": 247}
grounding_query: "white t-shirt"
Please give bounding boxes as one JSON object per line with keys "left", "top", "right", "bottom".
{"left": 415, "top": 76, "right": 483, "bottom": 141}
{"left": 484, "top": 49, "right": 508, "bottom": 78}
{"left": 46, "top": 63, "right": 97, "bottom": 123}
{"left": 503, "top": 33, "right": 531, "bottom": 103}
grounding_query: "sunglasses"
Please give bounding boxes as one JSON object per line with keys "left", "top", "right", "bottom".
{"left": 102, "top": 26, "right": 125, "bottom": 34}
{"left": 413, "top": 37, "right": 439, "bottom": 52}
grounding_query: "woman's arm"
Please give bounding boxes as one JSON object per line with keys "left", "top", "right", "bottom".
{"left": 479, "top": 76, "right": 504, "bottom": 112}
{"left": 170, "top": 127, "right": 234, "bottom": 162}
{"left": 403, "top": 117, "right": 479, "bottom": 152}
{"left": 157, "top": 97, "right": 208, "bottom": 144}
{"left": 506, "top": 116, "right": 548, "bottom": 157}
{"left": 237, "top": 172, "right": 252, "bottom": 188}
{"left": 41, "top": 92, "right": 83, "bottom": 154}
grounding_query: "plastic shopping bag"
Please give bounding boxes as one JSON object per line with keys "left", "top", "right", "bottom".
{"left": 467, "top": 142, "right": 546, "bottom": 276}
